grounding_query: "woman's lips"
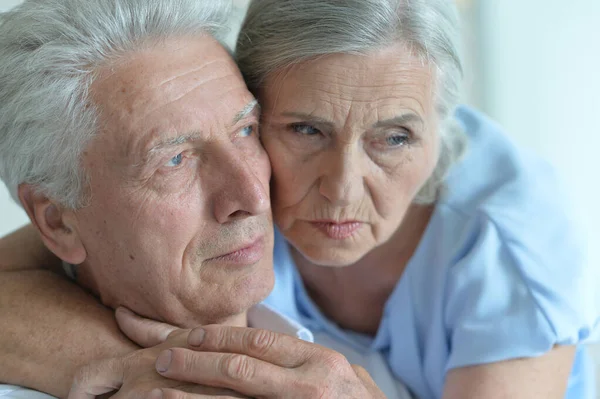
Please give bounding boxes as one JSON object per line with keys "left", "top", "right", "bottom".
{"left": 310, "top": 221, "right": 363, "bottom": 240}
{"left": 208, "top": 236, "right": 265, "bottom": 266}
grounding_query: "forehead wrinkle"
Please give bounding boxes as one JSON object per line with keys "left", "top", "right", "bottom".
{"left": 141, "top": 71, "right": 239, "bottom": 119}
{"left": 153, "top": 59, "right": 223, "bottom": 89}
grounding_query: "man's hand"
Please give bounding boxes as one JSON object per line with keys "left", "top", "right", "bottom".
{"left": 115, "top": 308, "right": 386, "bottom": 399}
{"left": 68, "top": 318, "right": 249, "bottom": 399}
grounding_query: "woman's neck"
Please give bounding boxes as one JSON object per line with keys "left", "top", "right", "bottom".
{"left": 292, "top": 204, "right": 434, "bottom": 336}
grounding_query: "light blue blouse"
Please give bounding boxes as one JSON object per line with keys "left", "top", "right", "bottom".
{"left": 263, "top": 106, "right": 600, "bottom": 399}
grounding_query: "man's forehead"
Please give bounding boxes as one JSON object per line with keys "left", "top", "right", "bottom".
{"left": 88, "top": 36, "right": 252, "bottom": 161}
{"left": 94, "top": 36, "right": 240, "bottom": 98}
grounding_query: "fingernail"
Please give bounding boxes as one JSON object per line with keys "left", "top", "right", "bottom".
{"left": 156, "top": 350, "right": 172, "bottom": 373}
{"left": 149, "top": 388, "right": 163, "bottom": 399}
{"left": 188, "top": 327, "right": 205, "bottom": 347}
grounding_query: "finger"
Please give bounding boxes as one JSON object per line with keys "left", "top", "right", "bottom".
{"left": 162, "top": 385, "right": 251, "bottom": 397}
{"left": 351, "top": 364, "right": 386, "bottom": 397}
{"left": 156, "top": 348, "right": 291, "bottom": 398}
{"left": 352, "top": 364, "right": 372, "bottom": 381}
{"left": 116, "top": 307, "right": 179, "bottom": 347}
{"left": 187, "top": 325, "right": 322, "bottom": 367}
{"left": 157, "top": 388, "right": 248, "bottom": 399}
{"left": 68, "top": 358, "right": 125, "bottom": 399}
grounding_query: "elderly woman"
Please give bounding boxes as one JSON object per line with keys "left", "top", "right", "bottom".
{"left": 0, "top": 0, "right": 598, "bottom": 398}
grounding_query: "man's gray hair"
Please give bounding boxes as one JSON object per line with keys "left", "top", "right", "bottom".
{"left": 236, "top": 0, "right": 467, "bottom": 204}
{"left": 0, "top": 0, "right": 231, "bottom": 209}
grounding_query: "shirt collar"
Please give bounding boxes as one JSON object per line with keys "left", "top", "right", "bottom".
{"left": 248, "top": 303, "right": 313, "bottom": 343}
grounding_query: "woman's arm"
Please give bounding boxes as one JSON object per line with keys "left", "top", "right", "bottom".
{"left": 0, "top": 224, "right": 61, "bottom": 272}
{"left": 0, "top": 228, "right": 138, "bottom": 397}
{"left": 442, "top": 346, "right": 575, "bottom": 399}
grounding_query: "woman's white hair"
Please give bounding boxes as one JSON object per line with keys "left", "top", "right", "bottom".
{"left": 0, "top": 0, "right": 231, "bottom": 209}
{"left": 236, "top": 0, "right": 467, "bottom": 203}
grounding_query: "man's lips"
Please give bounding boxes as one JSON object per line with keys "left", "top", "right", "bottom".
{"left": 309, "top": 221, "right": 363, "bottom": 240}
{"left": 207, "top": 236, "right": 265, "bottom": 265}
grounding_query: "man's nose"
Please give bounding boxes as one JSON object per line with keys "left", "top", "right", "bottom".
{"left": 318, "top": 147, "right": 365, "bottom": 207}
{"left": 210, "top": 145, "right": 270, "bottom": 224}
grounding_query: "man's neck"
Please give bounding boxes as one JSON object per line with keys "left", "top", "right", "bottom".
{"left": 75, "top": 263, "right": 249, "bottom": 328}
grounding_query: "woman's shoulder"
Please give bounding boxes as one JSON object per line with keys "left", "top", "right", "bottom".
{"left": 438, "top": 105, "right": 580, "bottom": 247}
{"left": 443, "top": 105, "right": 566, "bottom": 220}
{"left": 408, "top": 107, "right": 599, "bottom": 367}
{"left": 433, "top": 106, "right": 588, "bottom": 307}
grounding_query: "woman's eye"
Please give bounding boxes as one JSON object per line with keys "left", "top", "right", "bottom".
{"left": 164, "top": 153, "right": 183, "bottom": 168}
{"left": 292, "top": 124, "right": 320, "bottom": 136}
{"left": 239, "top": 125, "right": 255, "bottom": 137}
{"left": 386, "top": 133, "right": 410, "bottom": 147}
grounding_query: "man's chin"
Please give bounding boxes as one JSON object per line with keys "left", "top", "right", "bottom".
{"left": 188, "top": 266, "right": 275, "bottom": 327}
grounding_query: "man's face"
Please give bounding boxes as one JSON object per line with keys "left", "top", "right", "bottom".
{"left": 72, "top": 36, "right": 273, "bottom": 327}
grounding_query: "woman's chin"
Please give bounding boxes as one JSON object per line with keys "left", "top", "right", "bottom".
{"left": 293, "top": 244, "right": 369, "bottom": 268}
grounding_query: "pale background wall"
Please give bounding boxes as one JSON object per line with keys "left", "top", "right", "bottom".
{"left": 1, "top": 0, "right": 599, "bottom": 392}
{"left": 0, "top": 0, "right": 28, "bottom": 236}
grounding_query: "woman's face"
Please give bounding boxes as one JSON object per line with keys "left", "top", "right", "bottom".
{"left": 260, "top": 44, "right": 440, "bottom": 266}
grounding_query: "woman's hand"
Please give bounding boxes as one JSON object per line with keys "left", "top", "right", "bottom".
{"left": 155, "top": 325, "right": 385, "bottom": 399}
{"left": 67, "top": 309, "right": 249, "bottom": 399}
{"left": 115, "top": 308, "right": 386, "bottom": 399}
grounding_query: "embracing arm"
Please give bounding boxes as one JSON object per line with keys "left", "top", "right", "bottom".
{"left": 0, "top": 227, "right": 138, "bottom": 398}
{"left": 442, "top": 346, "right": 575, "bottom": 399}
{"left": 0, "top": 225, "right": 61, "bottom": 272}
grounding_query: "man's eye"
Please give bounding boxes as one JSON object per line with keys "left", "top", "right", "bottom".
{"left": 239, "top": 125, "right": 255, "bottom": 138}
{"left": 291, "top": 124, "right": 320, "bottom": 136}
{"left": 164, "top": 153, "right": 183, "bottom": 167}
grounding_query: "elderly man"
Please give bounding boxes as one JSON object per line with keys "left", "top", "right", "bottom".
{"left": 0, "top": 0, "right": 304, "bottom": 397}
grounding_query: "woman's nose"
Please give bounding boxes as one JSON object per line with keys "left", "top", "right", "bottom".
{"left": 318, "top": 148, "right": 365, "bottom": 207}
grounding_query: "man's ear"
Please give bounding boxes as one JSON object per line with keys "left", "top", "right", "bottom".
{"left": 18, "top": 184, "right": 87, "bottom": 265}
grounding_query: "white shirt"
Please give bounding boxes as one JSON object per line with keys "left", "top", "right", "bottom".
{"left": 0, "top": 304, "right": 412, "bottom": 399}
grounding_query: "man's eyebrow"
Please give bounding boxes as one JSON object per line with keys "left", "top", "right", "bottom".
{"left": 374, "top": 113, "right": 424, "bottom": 128}
{"left": 233, "top": 99, "right": 260, "bottom": 125}
{"left": 148, "top": 133, "right": 201, "bottom": 155}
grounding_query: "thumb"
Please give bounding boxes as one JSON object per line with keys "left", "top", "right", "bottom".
{"left": 115, "top": 307, "right": 179, "bottom": 347}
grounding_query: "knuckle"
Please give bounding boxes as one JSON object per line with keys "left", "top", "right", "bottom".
{"left": 321, "top": 351, "right": 350, "bottom": 373}
{"left": 72, "top": 363, "right": 93, "bottom": 387}
{"left": 207, "top": 325, "right": 230, "bottom": 349}
{"left": 291, "top": 379, "right": 328, "bottom": 399}
{"left": 315, "top": 386, "right": 330, "bottom": 399}
{"left": 351, "top": 364, "right": 368, "bottom": 376}
{"left": 219, "top": 354, "right": 254, "bottom": 381}
{"left": 181, "top": 350, "right": 202, "bottom": 375}
{"left": 245, "top": 328, "right": 276, "bottom": 355}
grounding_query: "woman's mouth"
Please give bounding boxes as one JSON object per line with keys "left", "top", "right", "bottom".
{"left": 310, "top": 221, "right": 363, "bottom": 240}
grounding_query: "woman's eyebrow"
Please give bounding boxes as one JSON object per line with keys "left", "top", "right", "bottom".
{"left": 280, "top": 112, "right": 334, "bottom": 127}
{"left": 373, "top": 113, "right": 424, "bottom": 128}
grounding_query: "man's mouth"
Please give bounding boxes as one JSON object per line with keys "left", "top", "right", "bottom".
{"left": 207, "top": 236, "right": 265, "bottom": 265}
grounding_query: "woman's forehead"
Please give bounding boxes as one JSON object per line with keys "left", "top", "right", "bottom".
{"left": 260, "top": 49, "right": 436, "bottom": 121}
